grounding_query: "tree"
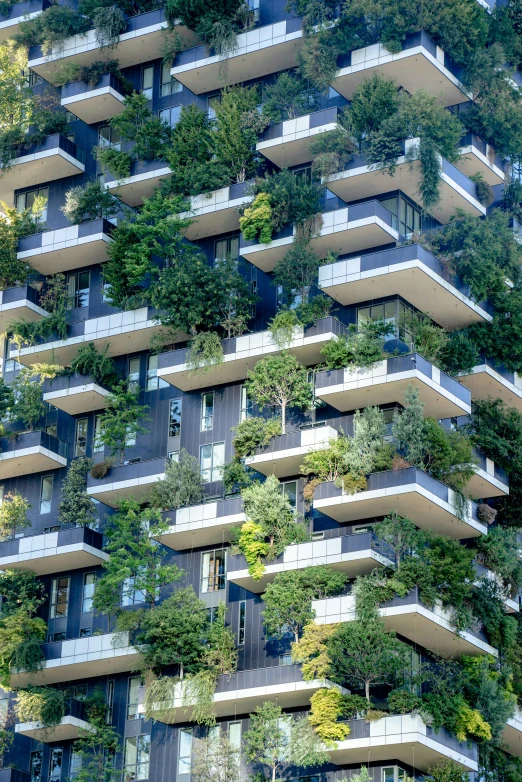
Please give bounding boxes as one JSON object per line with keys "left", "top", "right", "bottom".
{"left": 201, "top": 603, "right": 238, "bottom": 675}
{"left": 191, "top": 731, "right": 240, "bottom": 782}
{"left": 98, "top": 381, "right": 148, "bottom": 464}
{"left": 374, "top": 512, "right": 420, "bottom": 567}
{"left": 245, "top": 352, "right": 313, "bottom": 433}
{"left": 291, "top": 622, "right": 338, "bottom": 680}
{"left": 213, "top": 85, "right": 267, "bottom": 184}
{"left": 392, "top": 384, "right": 426, "bottom": 467}
{"left": 149, "top": 450, "right": 204, "bottom": 510}
{"left": 61, "top": 180, "right": 121, "bottom": 224}
{"left": 69, "top": 342, "right": 119, "bottom": 391}
{"left": 0, "top": 493, "right": 30, "bottom": 539}
{"left": 0, "top": 43, "right": 34, "bottom": 136}
{"left": 215, "top": 254, "right": 257, "bottom": 338}
{"left": 263, "top": 70, "right": 317, "bottom": 122}
{"left": 10, "top": 371, "right": 45, "bottom": 432}
{"left": 0, "top": 201, "right": 43, "bottom": 290}
{"left": 273, "top": 242, "right": 321, "bottom": 310}
{"left": 58, "top": 457, "right": 97, "bottom": 528}
{"left": 0, "top": 570, "right": 47, "bottom": 688}
{"left": 71, "top": 689, "right": 119, "bottom": 782}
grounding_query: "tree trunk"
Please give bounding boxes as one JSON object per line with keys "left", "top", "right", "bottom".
{"left": 272, "top": 765, "right": 277, "bottom": 782}
{"left": 281, "top": 402, "right": 286, "bottom": 434}
{"left": 365, "top": 680, "right": 370, "bottom": 702}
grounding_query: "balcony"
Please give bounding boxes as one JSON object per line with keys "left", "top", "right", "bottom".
{"left": 170, "top": 19, "right": 303, "bottom": 94}
{"left": 43, "top": 373, "right": 111, "bottom": 415}
{"left": 139, "top": 664, "right": 346, "bottom": 723}
{"left": 325, "top": 140, "right": 485, "bottom": 225}
{"left": 157, "top": 317, "right": 345, "bottom": 392}
{"left": 181, "top": 182, "right": 252, "bottom": 241}
{"left": 256, "top": 107, "right": 341, "bottom": 168}
{"left": 315, "top": 353, "right": 471, "bottom": 418}
{"left": 331, "top": 31, "right": 470, "bottom": 107}
{"left": 473, "top": 561, "right": 519, "bottom": 614}
{"left": 313, "top": 591, "right": 498, "bottom": 658}
{"left": 318, "top": 244, "right": 493, "bottom": 330}
{"left": 104, "top": 159, "right": 172, "bottom": 207}
{"left": 154, "top": 497, "right": 245, "bottom": 551}
{"left": 245, "top": 424, "right": 338, "bottom": 479}
{"left": 459, "top": 357, "right": 522, "bottom": 414}
{"left": 0, "top": 285, "right": 48, "bottom": 333}
{"left": 27, "top": 9, "right": 192, "bottom": 82}
{"left": 240, "top": 201, "right": 399, "bottom": 273}
{"left": 10, "top": 631, "right": 140, "bottom": 687}
{"left": 15, "top": 698, "right": 93, "bottom": 742}
{"left": 0, "top": 135, "right": 85, "bottom": 207}
{"left": 329, "top": 715, "right": 478, "bottom": 772}
{"left": 0, "top": 772, "right": 31, "bottom": 782}
{"left": 0, "top": 430, "right": 68, "bottom": 479}
{"left": 0, "top": 526, "right": 107, "bottom": 575}
{"left": 313, "top": 468, "right": 487, "bottom": 539}
{"left": 456, "top": 132, "right": 506, "bottom": 185}
{"left": 87, "top": 457, "right": 166, "bottom": 508}
{"left": 467, "top": 450, "right": 508, "bottom": 499}
{"left": 17, "top": 219, "right": 115, "bottom": 275}
{"left": 61, "top": 73, "right": 127, "bottom": 124}
{"left": 503, "top": 709, "right": 522, "bottom": 758}
{"left": 227, "top": 529, "right": 395, "bottom": 593}
{"left": 11, "top": 307, "right": 172, "bottom": 367}
{"left": 0, "top": 0, "right": 49, "bottom": 43}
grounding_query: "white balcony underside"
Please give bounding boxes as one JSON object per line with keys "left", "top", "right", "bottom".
{"left": 0, "top": 446, "right": 67, "bottom": 479}
{"left": 15, "top": 716, "right": 94, "bottom": 742}
{"left": 18, "top": 232, "right": 112, "bottom": 275}
{"left": 43, "top": 384, "right": 111, "bottom": 416}
{"left": 0, "top": 543, "right": 108, "bottom": 575}
{"left": 61, "top": 88, "right": 125, "bottom": 124}
{"left": 459, "top": 365, "right": 522, "bottom": 413}
{"left": 87, "top": 472, "right": 165, "bottom": 508}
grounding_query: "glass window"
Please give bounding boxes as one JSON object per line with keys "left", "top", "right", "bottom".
{"left": 207, "top": 93, "right": 221, "bottom": 119}
{"left": 248, "top": 0, "right": 259, "bottom": 21}
{"left": 159, "top": 106, "right": 181, "bottom": 128}
{"left": 79, "top": 628, "right": 91, "bottom": 637}
{"left": 40, "top": 475, "right": 53, "bottom": 514}
{"left": 215, "top": 235, "right": 239, "bottom": 265}
{"left": 178, "top": 728, "right": 192, "bottom": 775}
{"left": 124, "top": 734, "right": 150, "bottom": 782}
{"left": 30, "top": 751, "right": 42, "bottom": 782}
{"left": 200, "top": 442, "right": 224, "bottom": 483}
{"left": 16, "top": 186, "right": 48, "bottom": 223}
{"left": 102, "top": 282, "right": 112, "bottom": 303}
{"left": 146, "top": 354, "right": 168, "bottom": 391}
{"left": 69, "top": 752, "right": 82, "bottom": 780}
{"left": 75, "top": 417, "right": 88, "bottom": 457}
{"left": 281, "top": 480, "right": 297, "bottom": 510}
{"left": 106, "top": 679, "right": 115, "bottom": 723}
{"left": 98, "top": 125, "right": 121, "bottom": 150}
{"left": 238, "top": 600, "right": 246, "bottom": 645}
{"left": 160, "top": 62, "right": 182, "bottom": 96}
{"left": 49, "top": 748, "right": 63, "bottom": 782}
{"left": 201, "top": 392, "right": 214, "bottom": 431}
{"left": 168, "top": 450, "right": 179, "bottom": 461}
{"left": 46, "top": 424, "right": 58, "bottom": 438}
{"left": 229, "top": 721, "right": 241, "bottom": 749}
{"left": 48, "top": 631, "right": 66, "bottom": 642}
{"left": 128, "top": 357, "right": 140, "bottom": 391}
{"left": 3, "top": 338, "right": 20, "bottom": 374}
{"left": 94, "top": 414, "right": 104, "bottom": 453}
{"left": 141, "top": 65, "right": 153, "bottom": 99}
{"left": 50, "top": 576, "right": 70, "bottom": 618}
{"left": 240, "top": 386, "right": 253, "bottom": 422}
{"left": 82, "top": 572, "right": 96, "bottom": 614}
{"left": 169, "top": 398, "right": 181, "bottom": 437}
{"left": 383, "top": 769, "right": 395, "bottom": 782}
{"left": 280, "top": 653, "right": 292, "bottom": 665}
{"left": 127, "top": 676, "right": 142, "bottom": 720}
{"left": 201, "top": 548, "right": 226, "bottom": 593}
{"left": 122, "top": 575, "right": 146, "bottom": 606}
{"left": 67, "top": 271, "right": 90, "bottom": 309}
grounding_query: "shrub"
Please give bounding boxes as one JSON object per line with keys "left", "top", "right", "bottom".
{"left": 61, "top": 180, "right": 121, "bottom": 224}
{"left": 239, "top": 192, "right": 273, "bottom": 243}
{"left": 321, "top": 320, "right": 395, "bottom": 370}
{"left": 477, "top": 503, "right": 497, "bottom": 524}
{"left": 186, "top": 331, "right": 224, "bottom": 373}
{"left": 387, "top": 688, "right": 423, "bottom": 714}
{"left": 268, "top": 309, "right": 301, "bottom": 350}
{"left": 308, "top": 688, "right": 351, "bottom": 744}
{"left": 469, "top": 171, "right": 494, "bottom": 206}
{"left": 149, "top": 450, "right": 204, "bottom": 510}
{"left": 58, "top": 457, "right": 97, "bottom": 528}
{"left": 69, "top": 342, "right": 119, "bottom": 390}
{"left": 15, "top": 687, "right": 65, "bottom": 727}
{"left": 90, "top": 458, "right": 115, "bottom": 479}
{"left": 232, "top": 416, "right": 282, "bottom": 458}
{"left": 0, "top": 493, "right": 30, "bottom": 539}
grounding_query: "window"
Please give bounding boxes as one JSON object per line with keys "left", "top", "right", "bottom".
{"left": 127, "top": 676, "right": 143, "bottom": 720}
{"left": 82, "top": 573, "right": 96, "bottom": 613}
{"left": 80, "top": 628, "right": 92, "bottom": 638}
{"left": 48, "top": 631, "right": 66, "bottom": 642}
{"left": 160, "top": 62, "right": 182, "bottom": 96}
{"left": 248, "top": 0, "right": 259, "bottom": 21}
{"left": 141, "top": 65, "right": 153, "bottom": 99}
{"left": 281, "top": 480, "right": 297, "bottom": 510}
{"left": 178, "top": 728, "right": 192, "bottom": 775}
{"left": 383, "top": 768, "right": 407, "bottom": 782}
{"left": 228, "top": 721, "right": 241, "bottom": 750}
{"left": 168, "top": 450, "right": 179, "bottom": 461}
{"left": 159, "top": 105, "right": 181, "bottom": 127}
{"left": 353, "top": 523, "right": 375, "bottom": 534}
{"left": 67, "top": 271, "right": 90, "bottom": 309}
{"left": 102, "top": 282, "right": 112, "bottom": 303}
{"left": 30, "top": 751, "right": 42, "bottom": 782}
{"left": 200, "top": 442, "right": 224, "bottom": 483}
{"left": 94, "top": 414, "right": 104, "bottom": 453}
{"left": 46, "top": 424, "right": 58, "bottom": 438}
{"left": 50, "top": 576, "right": 70, "bottom": 618}
{"left": 23, "top": 68, "right": 43, "bottom": 88}
{"left": 69, "top": 752, "right": 82, "bottom": 780}
{"left": 99, "top": 125, "right": 121, "bottom": 150}
{"left": 379, "top": 195, "right": 421, "bottom": 238}
{"left": 357, "top": 300, "right": 413, "bottom": 349}
{"left": 64, "top": 684, "right": 88, "bottom": 700}
{"left": 106, "top": 680, "right": 115, "bottom": 723}
{"left": 240, "top": 386, "right": 253, "bottom": 422}
{"left": 16, "top": 186, "right": 48, "bottom": 223}
{"left": 238, "top": 600, "right": 246, "bottom": 645}
{"left": 280, "top": 654, "right": 292, "bottom": 665}
{"left": 214, "top": 235, "right": 239, "bottom": 265}
{"left": 3, "top": 338, "right": 20, "bottom": 374}
{"left": 201, "top": 392, "right": 214, "bottom": 431}
{"left": 146, "top": 354, "right": 168, "bottom": 391}
{"left": 75, "top": 417, "right": 88, "bottom": 457}
{"left": 122, "top": 575, "right": 146, "bottom": 606}
{"left": 128, "top": 357, "right": 140, "bottom": 391}
{"left": 207, "top": 93, "right": 221, "bottom": 119}
{"left": 124, "top": 734, "right": 150, "bottom": 782}
{"left": 168, "top": 398, "right": 182, "bottom": 437}
{"left": 40, "top": 475, "right": 53, "bottom": 514}
{"left": 201, "top": 548, "right": 226, "bottom": 593}
{"left": 49, "top": 748, "right": 63, "bottom": 782}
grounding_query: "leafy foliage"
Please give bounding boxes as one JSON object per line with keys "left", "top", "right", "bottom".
{"left": 58, "top": 457, "right": 97, "bottom": 528}
{"left": 149, "top": 449, "right": 204, "bottom": 509}
{"left": 15, "top": 687, "right": 65, "bottom": 727}
{"left": 0, "top": 492, "right": 30, "bottom": 539}
{"left": 97, "top": 381, "right": 148, "bottom": 463}
{"left": 69, "top": 343, "right": 119, "bottom": 390}
{"left": 320, "top": 320, "right": 394, "bottom": 369}
{"left": 245, "top": 352, "right": 313, "bottom": 432}
{"left": 232, "top": 416, "right": 281, "bottom": 458}
{"left": 61, "top": 180, "right": 121, "bottom": 224}
{"left": 308, "top": 688, "right": 351, "bottom": 744}
{"left": 0, "top": 570, "right": 46, "bottom": 688}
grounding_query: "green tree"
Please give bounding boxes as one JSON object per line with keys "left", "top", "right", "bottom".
{"left": 58, "top": 457, "right": 97, "bottom": 528}
{"left": 392, "top": 384, "right": 426, "bottom": 467}
{"left": 0, "top": 570, "right": 47, "bottom": 688}
{"left": 69, "top": 343, "right": 119, "bottom": 391}
{"left": 10, "top": 371, "right": 45, "bottom": 432}
{"left": 191, "top": 730, "right": 240, "bottom": 782}
{"left": 149, "top": 450, "right": 204, "bottom": 510}
{"left": 201, "top": 602, "right": 238, "bottom": 675}
{"left": 215, "top": 254, "right": 257, "bottom": 338}
{"left": 375, "top": 512, "right": 420, "bottom": 566}
{"left": 262, "top": 70, "right": 317, "bottom": 122}
{"left": 213, "top": 85, "right": 268, "bottom": 184}
{"left": 0, "top": 43, "right": 34, "bottom": 136}
{"left": 245, "top": 352, "right": 312, "bottom": 433}
{"left": 72, "top": 689, "right": 119, "bottom": 782}
{"left": 0, "top": 492, "right": 30, "bottom": 539}
{"left": 0, "top": 201, "right": 44, "bottom": 290}
{"left": 98, "top": 381, "right": 148, "bottom": 464}
{"left": 61, "top": 180, "right": 121, "bottom": 224}
{"left": 273, "top": 242, "right": 321, "bottom": 311}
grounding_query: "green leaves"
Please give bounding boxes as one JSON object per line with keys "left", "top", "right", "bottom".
{"left": 58, "top": 457, "right": 98, "bottom": 528}
{"left": 98, "top": 381, "right": 148, "bottom": 463}
{"left": 245, "top": 352, "right": 313, "bottom": 432}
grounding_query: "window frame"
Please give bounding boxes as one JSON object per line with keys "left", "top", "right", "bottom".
{"left": 74, "top": 417, "right": 88, "bottom": 457}
{"left": 39, "top": 474, "right": 53, "bottom": 514}
{"left": 199, "top": 441, "right": 224, "bottom": 483}
{"left": 50, "top": 576, "right": 70, "bottom": 619}
{"left": 168, "top": 398, "right": 182, "bottom": 437}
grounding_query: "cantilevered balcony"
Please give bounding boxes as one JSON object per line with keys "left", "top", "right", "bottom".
{"left": 61, "top": 73, "right": 127, "bottom": 124}
{"left": 0, "top": 431, "right": 68, "bottom": 479}
{"left": 0, "top": 285, "right": 48, "bottom": 333}
{"left": 43, "top": 373, "right": 111, "bottom": 416}
{"left": 313, "top": 591, "right": 498, "bottom": 658}
{"left": 473, "top": 561, "right": 519, "bottom": 614}
{"left": 227, "top": 529, "right": 395, "bottom": 593}
{"left": 17, "top": 219, "right": 115, "bottom": 275}
{"left": 325, "top": 140, "right": 485, "bottom": 224}
{"left": 256, "top": 107, "right": 341, "bottom": 167}
{"left": 503, "top": 709, "right": 522, "bottom": 758}
{"left": 87, "top": 457, "right": 166, "bottom": 508}
{"left": 157, "top": 317, "right": 345, "bottom": 392}
{"left": 10, "top": 631, "right": 140, "bottom": 687}
{"left": 329, "top": 715, "right": 478, "bottom": 772}
{"left": 468, "top": 449, "right": 508, "bottom": 499}
{"left": 170, "top": 19, "right": 303, "bottom": 94}
{"left": 0, "top": 135, "right": 85, "bottom": 207}
{"left": 27, "top": 9, "right": 192, "bottom": 82}
{"left": 313, "top": 468, "right": 487, "bottom": 539}
{"left": 181, "top": 182, "right": 252, "bottom": 240}
{"left": 104, "top": 159, "right": 172, "bottom": 207}
{"left": 155, "top": 497, "right": 245, "bottom": 551}
{"left": 245, "top": 424, "right": 338, "bottom": 479}
{"left": 459, "top": 357, "right": 522, "bottom": 413}
{"left": 11, "top": 307, "right": 172, "bottom": 366}
{"left": 139, "top": 664, "right": 346, "bottom": 723}
{"left": 456, "top": 132, "right": 506, "bottom": 185}
{"left": 318, "top": 244, "right": 493, "bottom": 330}
{"left": 0, "top": 0, "right": 50, "bottom": 43}
{"left": 15, "top": 698, "right": 93, "bottom": 742}
{"left": 0, "top": 526, "right": 107, "bottom": 575}
{"left": 315, "top": 353, "right": 471, "bottom": 418}
{"left": 240, "top": 201, "right": 399, "bottom": 273}
{"left": 331, "top": 31, "right": 470, "bottom": 107}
